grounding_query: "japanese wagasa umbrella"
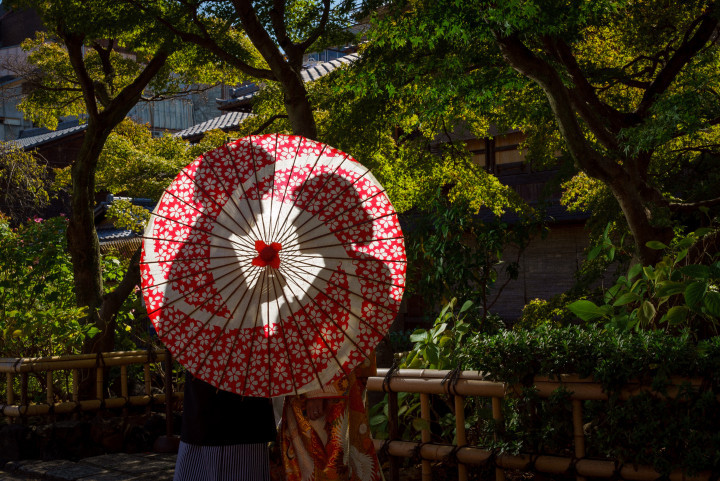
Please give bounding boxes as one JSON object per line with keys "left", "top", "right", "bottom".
{"left": 140, "top": 134, "right": 406, "bottom": 397}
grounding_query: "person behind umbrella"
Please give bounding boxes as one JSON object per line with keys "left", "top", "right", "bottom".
{"left": 279, "top": 173, "right": 383, "bottom": 481}
{"left": 174, "top": 372, "right": 277, "bottom": 481}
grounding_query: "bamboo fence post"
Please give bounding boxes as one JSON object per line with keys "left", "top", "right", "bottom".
{"left": 6, "top": 372, "right": 14, "bottom": 405}
{"left": 454, "top": 395, "right": 468, "bottom": 481}
{"left": 121, "top": 365, "right": 129, "bottom": 416}
{"left": 20, "top": 372, "right": 28, "bottom": 422}
{"left": 492, "top": 396, "right": 505, "bottom": 481}
{"left": 164, "top": 350, "right": 174, "bottom": 437}
{"left": 72, "top": 368, "right": 79, "bottom": 420}
{"left": 144, "top": 361, "right": 152, "bottom": 415}
{"left": 96, "top": 364, "right": 104, "bottom": 401}
{"left": 572, "top": 399, "right": 586, "bottom": 481}
{"left": 388, "top": 391, "right": 400, "bottom": 481}
{"left": 46, "top": 371, "right": 54, "bottom": 405}
{"left": 420, "top": 393, "right": 432, "bottom": 481}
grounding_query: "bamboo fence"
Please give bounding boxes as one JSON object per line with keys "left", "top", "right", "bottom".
{"left": 366, "top": 368, "right": 713, "bottom": 481}
{"left": 0, "top": 350, "right": 181, "bottom": 422}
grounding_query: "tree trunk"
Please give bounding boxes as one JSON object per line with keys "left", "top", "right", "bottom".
{"left": 283, "top": 75, "right": 317, "bottom": 140}
{"left": 67, "top": 119, "right": 117, "bottom": 355}
{"left": 606, "top": 172, "right": 673, "bottom": 265}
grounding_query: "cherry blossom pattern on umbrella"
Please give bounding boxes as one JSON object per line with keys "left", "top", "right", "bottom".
{"left": 140, "top": 134, "right": 406, "bottom": 397}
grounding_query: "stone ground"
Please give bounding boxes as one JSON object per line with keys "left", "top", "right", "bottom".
{"left": 0, "top": 453, "right": 176, "bottom": 481}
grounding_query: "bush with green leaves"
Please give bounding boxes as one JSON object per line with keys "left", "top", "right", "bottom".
{"left": 374, "top": 309, "right": 720, "bottom": 475}
{"left": 0, "top": 215, "right": 93, "bottom": 358}
{"left": 567, "top": 227, "right": 720, "bottom": 337}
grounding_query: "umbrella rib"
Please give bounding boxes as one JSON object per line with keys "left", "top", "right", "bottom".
{"left": 274, "top": 158, "right": 368, "bottom": 246}
{"left": 273, "top": 268, "right": 354, "bottom": 385}
{"left": 168, "top": 265, "right": 265, "bottom": 375}
{"left": 268, "top": 269, "right": 329, "bottom": 396}
{"left": 267, "top": 271, "right": 301, "bottom": 395}
{"left": 234, "top": 267, "right": 272, "bottom": 396}
{"left": 175, "top": 166, "right": 263, "bottom": 246}
{"left": 247, "top": 135, "right": 270, "bottom": 242}
{"left": 286, "top": 189, "right": 387, "bottom": 247}
{"left": 279, "top": 235, "right": 406, "bottom": 254}
{"left": 268, "top": 136, "right": 304, "bottom": 242}
{"left": 142, "top": 256, "right": 247, "bottom": 292}
{"left": 140, "top": 254, "right": 240, "bottom": 266}
{"left": 279, "top": 255, "right": 405, "bottom": 289}
{"left": 281, "top": 257, "right": 398, "bottom": 316}
{"left": 142, "top": 212, "right": 258, "bottom": 257}
{"left": 141, "top": 235, "right": 255, "bottom": 255}
{"left": 266, "top": 134, "right": 279, "bottom": 249}
{"left": 196, "top": 141, "right": 268, "bottom": 243}
{"left": 270, "top": 140, "right": 331, "bottom": 244}
{"left": 142, "top": 256, "right": 254, "bottom": 314}
{"left": 207, "top": 264, "right": 270, "bottom": 395}
{"left": 281, "top": 210, "right": 399, "bottom": 253}
{"left": 154, "top": 187, "right": 256, "bottom": 253}
{"left": 289, "top": 253, "right": 407, "bottom": 263}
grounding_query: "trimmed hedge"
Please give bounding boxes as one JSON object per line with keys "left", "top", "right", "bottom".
{"left": 457, "top": 326, "right": 720, "bottom": 475}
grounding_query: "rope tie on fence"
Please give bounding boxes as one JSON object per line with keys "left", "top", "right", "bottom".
{"left": 442, "top": 443, "right": 468, "bottom": 467}
{"left": 378, "top": 439, "right": 393, "bottom": 459}
{"left": 564, "top": 454, "right": 580, "bottom": 478}
{"left": 410, "top": 441, "right": 432, "bottom": 465}
{"left": 440, "top": 366, "right": 463, "bottom": 396}
{"left": 611, "top": 460, "right": 624, "bottom": 481}
{"left": 382, "top": 358, "right": 400, "bottom": 393}
{"left": 526, "top": 454, "right": 540, "bottom": 473}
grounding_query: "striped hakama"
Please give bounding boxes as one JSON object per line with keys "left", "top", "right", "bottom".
{"left": 174, "top": 441, "right": 270, "bottom": 481}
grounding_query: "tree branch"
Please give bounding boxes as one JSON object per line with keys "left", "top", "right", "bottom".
{"left": 126, "top": 0, "right": 276, "bottom": 80}
{"left": 669, "top": 197, "right": 720, "bottom": 212}
{"left": 494, "top": 32, "right": 620, "bottom": 180}
{"left": 298, "top": 0, "right": 332, "bottom": 53}
{"left": 59, "top": 31, "right": 99, "bottom": 121}
{"left": 635, "top": 4, "right": 720, "bottom": 117}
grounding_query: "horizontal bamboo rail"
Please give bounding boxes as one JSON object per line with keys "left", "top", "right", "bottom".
{"left": 371, "top": 440, "right": 710, "bottom": 481}
{"left": 367, "top": 368, "right": 713, "bottom": 481}
{"left": 0, "top": 350, "right": 182, "bottom": 419}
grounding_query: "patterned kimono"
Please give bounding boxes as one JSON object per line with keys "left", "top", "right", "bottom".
{"left": 280, "top": 359, "right": 380, "bottom": 481}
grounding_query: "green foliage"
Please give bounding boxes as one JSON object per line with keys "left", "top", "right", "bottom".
{"left": 402, "top": 298, "right": 475, "bottom": 370}
{"left": 0, "top": 216, "right": 93, "bottom": 358}
{"left": 405, "top": 191, "right": 540, "bottom": 316}
{"left": 0, "top": 142, "right": 52, "bottom": 225}
{"left": 566, "top": 228, "right": 720, "bottom": 337}
{"left": 455, "top": 325, "right": 720, "bottom": 475}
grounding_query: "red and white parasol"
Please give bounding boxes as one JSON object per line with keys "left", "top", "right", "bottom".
{"left": 140, "top": 134, "right": 406, "bottom": 397}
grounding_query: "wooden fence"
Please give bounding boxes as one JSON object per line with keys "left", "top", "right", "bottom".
{"left": 0, "top": 350, "right": 180, "bottom": 435}
{"left": 366, "top": 368, "right": 712, "bottom": 481}
{"left": 0, "top": 352, "right": 713, "bottom": 480}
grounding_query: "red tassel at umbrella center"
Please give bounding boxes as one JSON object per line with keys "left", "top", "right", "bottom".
{"left": 252, "top": 240, "right": 282, "bottom": 269}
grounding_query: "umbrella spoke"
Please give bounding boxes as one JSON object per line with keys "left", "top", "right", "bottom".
{"left": 273, "top": 268, "right": 354, "bottom": 386}
{"left": 268, "top": 136, "right": 305, "bottom": 242}
{"left": 281, "top": 210, "right": 398, "bottom": 253}
{"left": 274, "top": 160, "right": 371, "bottom": 247}
{"left": 279, "top": 255, "right": 405, "bottom": 289}
{"left": 159, "top": 179, "right": 257, "bottom": 252}
{"left": 176, "top": 167, "right": 264, "bottom": 244}
{"left": 271, "top": 140, "right": 331, "bottom": 244}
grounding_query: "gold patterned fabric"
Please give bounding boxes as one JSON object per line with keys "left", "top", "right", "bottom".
{"left": 280, "top": 369, "right": 380, "bottom": 481}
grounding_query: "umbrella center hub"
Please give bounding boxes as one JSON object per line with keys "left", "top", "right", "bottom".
{"left": 252, "top": 240, "right": 282, "bottom": 268}
{"left": 260, "top": 245, "right": 279, "bottom": 262}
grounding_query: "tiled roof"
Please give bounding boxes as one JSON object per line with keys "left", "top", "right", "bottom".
{"left": 300, "top": 53, "right": 359, "bottom": 82}
{"left": 173, "top": 111, "right": 255, "bottom": 140}
{"left": 218, "top": 53, "right": 359, "bottom": 111}
{"left": 13, "top": 123, "right": 87, "bottom": 150}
